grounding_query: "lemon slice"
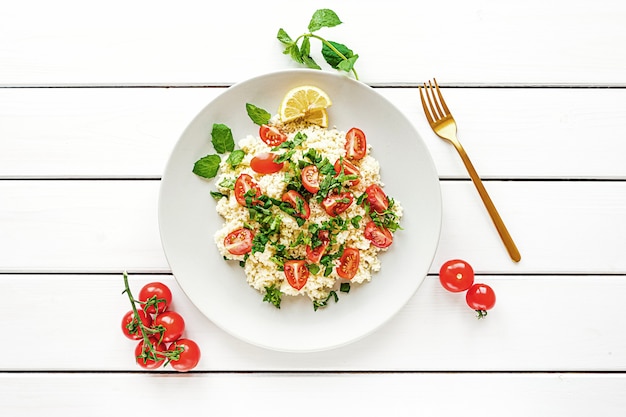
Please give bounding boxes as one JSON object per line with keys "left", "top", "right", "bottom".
{"left": 305, "top": 108, "right": 329, "bottom": 128}
{"left": 279, "top": 85, "right": 332, "bottom": 124}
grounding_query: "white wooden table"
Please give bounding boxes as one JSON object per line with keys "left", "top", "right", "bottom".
{"left": 2, "top": 0, "right": 626, "bottom": 415}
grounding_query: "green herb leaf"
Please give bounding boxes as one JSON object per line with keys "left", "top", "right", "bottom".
{"left": 276, "top": 28, "right": 294, "bottom": 45}
{"left": 226, "top": 149, "right": 245, "bottom": 168}
{"left": 210, "top": 191, "right": 227, "bottom": 200}
{"left": 211, "top": 123, "right": 234, "bottom": 154}
{"left": 246, "top": 103, "right": 272, "bottom": 126}
{"left": 322, "top": 40, "right": 355, "bottom": 69}
{"left": 263, "top": 284, "right": 282, "bottom": 309}
{"left": 192, "top": 154, "right": 221, "bottom": 179}
{"left": 340, "top": 282, "right": 351, "bottom": 293}
{"left": 313, "top": 290, "right": 339, "bottom": 311}
{"left": 308, "top": 9, "right": 342, "bottom": 32}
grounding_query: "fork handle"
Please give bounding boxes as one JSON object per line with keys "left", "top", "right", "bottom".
{"left": 453, "top": 142, "right": 521, "bottom": 262}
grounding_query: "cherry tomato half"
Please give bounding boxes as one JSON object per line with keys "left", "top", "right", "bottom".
{"left": 305, "top": 231, "right": 330, "bottom": 264}
{"left": 284, "top": 260, "right": 309, "bottom": 290}
{"left": 121, "top": 309, "right": 152, "bottom": 340}
{"left": 439, "top": 259, "right": 475, "bottom": 293}
{"left": 345, "top": 127, "right": 367, "bottom": 160}
{"left": 169, "top": 338, "right": 201, "bottom": 372}
{"left": 301, "top": 165, "right": 320, "bottom": 194}
{"left": 153, "top": 310, "right": 186, "bottom": 343}
{"left": 364, "top": 221, "right": 393, "bottom": 249}
{"left": 259, "top": 124, "right": 287, "bottom": 147}
{"left": 466, "top": 283, "right": 496, "bottom": 318}
{"left": 250, "top": 152, "right": 284, "bottom": 174}
{"left": 135, "top": 337, "right": 167, "bottom": 370}
{"left": 138, "top": 282, "right": 172, "bottom": 315}
{"left": 334, "top": 158, "right": 361, "bottom": 186}
{"left": 234, "top": 173, "right": 262, "bottom": 206}
{"left": 336, "top": 247, "right": 360, "bottom": 280}
{"left": 365, "top": 184, "right": 389, "bottom": 213}
{"left": 224, "top": 227, "right": 254, "bottom": 255}
{"left": 321, "top": 191, "right": 354, "bottom": 217}
{"left": 281, "top": 190, "right": 310, "bottom": 220}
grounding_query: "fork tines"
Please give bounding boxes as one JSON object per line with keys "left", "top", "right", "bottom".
{"left": 419, "top": 78, "right": 450, "bottom": 123}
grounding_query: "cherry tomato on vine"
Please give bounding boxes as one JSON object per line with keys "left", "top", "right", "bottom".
{"left": 259, "top": 124, "right": 287, "bottom": 147}
{"left": 135, "top": 337, "right": 167, "bottom": 369}
{"left": 153, "top": 310, "right": 186, "bottom": 343}
{"left": 344, "top": 127, "right": 367, "bottom": 160}
{"left": 466, "top": 283, "right": 496, "bottom": 318}
{"left": 250, "top": 152, "right": 284, "bottom": 174}
{"left": 169, "top": 338, "right": 201, "bottom": 372}
{"left": 121, "top": 309, "right": 152, "bottom": 340}
{"left": 138, "top": 282, "right": 172, "bottom": 314}
{"left": 439, "top": 259, "right": 475, "bottom": 293}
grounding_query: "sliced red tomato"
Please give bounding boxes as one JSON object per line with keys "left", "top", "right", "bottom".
{"left": 345, "top": 127, "right": 367, "bottom": 160}
{"left": 224, "top": 227, "right": 254, "bottom": 255}
{"left": 364, "top": 221, "right": 393, "bottom": 248}
{"left": 234, "top": 173, "right": 262, "bottom": 206}
{"left": 259, "top": 124, "right": 287, "bottom": 147}
{"left": 301, "top": 165, "right": 320, "bottom": 194}
{"left": 281, "top": 190, "right": 310, "bottom": 219}
{"left": 321, "top": 191, "right": 354, "bottom": 217}
{"left": 365, "top": 184, "right": 389, "bottom": 213}
{"left": 284, "top": 260, "right": 309, "bottom": 290}
{"left": 305, "top": 231, "right": 330, "bottom": 263}
{"left": 250, "top": 152, "right": 284, "bottom": 174}
{"left": 334, "top": 158, "right": 361, "bottom": 186}
{"left": 336, "top": 248, "right": 360, "bottom": 279}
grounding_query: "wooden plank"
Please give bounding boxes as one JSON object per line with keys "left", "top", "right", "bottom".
{"left": 1, "top": 373, "right": 626, "bottom": 416}
{"left": 1, "top": 87, "right": 625, "bottom": 179}
{"left": 1, "top": 0, "right": 625, "bottom": 85}
{"left": 1, "top": 274, "right": 625, "bottom": 371}
{"left": 0, "top": 180, "right": 624, "bottom": 273}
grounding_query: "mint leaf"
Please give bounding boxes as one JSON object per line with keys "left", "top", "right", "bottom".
{"left": 211, "top": 123, "right": 234, "bottom": 154}
{"left": 276, "top": 28, "right": 293, "bottom": 45}
{"left": 322, "top": 40, "right": 354, "bottom": 69}
{"left": 193, "top": 154, "right": 221, "bottom": 179}
{"left": 226, "top": 149, "right": 245, "bottom": 169}
{"left": 308, "top": 9, "right": 342, "bottom": 32}
{"left": 246, "top": 103, "right": 271, "bottom": 126}
{"left": 337, "top": 55, "right": 359, "bottom": 73}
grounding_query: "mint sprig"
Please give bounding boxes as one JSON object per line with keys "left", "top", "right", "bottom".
{"left": 277, "top": 9, "right": 359, "bottom": 80}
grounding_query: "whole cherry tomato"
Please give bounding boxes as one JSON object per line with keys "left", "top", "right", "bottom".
{"left": 121, "top": 309, "right": 152, "bottom": 340}
{"left": 138, "top": 282, "right": 172, "bottom": 314}
{"left": 466, "top": 283, "right": 496, "bottom": 318}
{"left": 169, "top": 338, "right": 201, "bottom": 372}
{"left": 153, "top": 310, "right": 186, "bottom": 343}
{"left": 135, "top": 337, "right": 167, "bottom": 369}
{"left": 439, "top": 259, "right": 475, "bottom": 293}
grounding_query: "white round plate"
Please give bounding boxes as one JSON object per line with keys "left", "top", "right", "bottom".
{"left": 158, "top": 69, "right": 442, "bottom": 352}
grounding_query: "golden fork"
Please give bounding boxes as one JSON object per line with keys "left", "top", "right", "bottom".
{"left": 419, "top": 79, "right": 521, "bottom": 262}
